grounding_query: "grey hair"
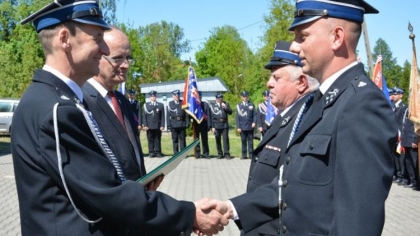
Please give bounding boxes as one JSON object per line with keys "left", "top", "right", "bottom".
{"left": 287, "top": 65, "right": 319, "bottom": 92}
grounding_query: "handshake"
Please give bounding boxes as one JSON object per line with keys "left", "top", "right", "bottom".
{"left": 193, "top": 197, "right": 234, "bottom": 236}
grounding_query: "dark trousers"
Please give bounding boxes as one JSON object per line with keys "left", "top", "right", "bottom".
{"left": 147, "top": 129, "right": 161, "bottom": 155}
{"left": 392, "top": 145, "right": 402, "bottom": 178}
{"left": 240, "top": 130, "right": 254, "bottom": 157}
{"left": 194, "top": 126, "right": 209, "bottom": 156}
{"left": 404, "top": 147, "right": 418, "bottom": 185}
{"left": 171, "top": 127, "right": 186, "bottom": 154}
{"left": 215, "top": 128, "right": 229, "bottom": 156}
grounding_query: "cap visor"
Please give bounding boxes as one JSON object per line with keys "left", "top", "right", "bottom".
{"left": 264, "top": 61, "right": 291, "bottom": 70}
{"left": 73, "top": 17, "right": 110, "bottom": 30}
{"left": 288, "top": 15, "right": 322, "bottom": 31}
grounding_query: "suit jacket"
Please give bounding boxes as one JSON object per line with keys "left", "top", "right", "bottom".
{"left": 129, "top": 99, "right": 141, "bottom": 124}
{"left": 237, "top": 94, "right": 310, "bottom": 236}
{"left": 230, "top": 64, "right": 397, "bottom": 235}
{"left": 393, "top": 100, "right": 407, "bottom": 131}
{"left": 192, "top": 101, "right": 212, "bottom": 131}
{"left": 401, "top": 108, "right": 418, "bottom": 147}
{"left": 210, "top": 101, "right": 232, "bottom": 129}
{"left": 11, "top": 69, "right": 195, "bottom": 236}
{"left": 167, "top": 99, "right": 189, "bottom": 128}
{"left": 257, "top": 101, "right": 269, "bottom": 132}
{"left": 83, "top": 82, "right": 146, "bottom": 180}
{"left": 142, "top": 101, "right": 165, "bottom": 129}
{"left": 236, "top": 101, "right": 256, "bottom": 131}
{"left": 282, "top": 64, "right": 396, "bottom": 235}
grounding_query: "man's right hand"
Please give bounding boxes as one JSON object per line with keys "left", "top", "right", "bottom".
{"left": 193, "top": 198, "right": 230, "bottom": 236}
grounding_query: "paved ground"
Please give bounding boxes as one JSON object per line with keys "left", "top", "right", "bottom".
{"left": 1, "top": 153, "right": 419, "bottom": 236}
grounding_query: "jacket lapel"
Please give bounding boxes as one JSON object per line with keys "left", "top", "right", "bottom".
{"left": 287, "top": 64, "right": 364, "bottom": 148}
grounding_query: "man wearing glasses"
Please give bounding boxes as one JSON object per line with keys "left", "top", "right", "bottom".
{"left": 83, "top": 26, "right": 152, "bottom": 185}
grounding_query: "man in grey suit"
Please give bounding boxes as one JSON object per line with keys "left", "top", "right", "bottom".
{"left": 83, "top": 26, "right": 148, "bottom": 182}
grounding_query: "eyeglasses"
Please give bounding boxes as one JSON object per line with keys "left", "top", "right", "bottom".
{"left": 102, "top": 55, "right": 135, "bottom": 66}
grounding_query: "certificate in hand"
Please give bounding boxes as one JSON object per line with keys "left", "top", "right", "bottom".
{"left": 137, "top": 139, "right": 199, "bottom": 186}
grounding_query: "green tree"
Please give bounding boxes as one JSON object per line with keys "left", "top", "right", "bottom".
{"left": 132, "top": 21, "right": 191, "bottom": 84}
{"left": 195, "top": 25, "right": 253, "bottom": 105}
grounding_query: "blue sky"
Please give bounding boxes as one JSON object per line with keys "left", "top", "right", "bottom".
{"left": 116, "top": 0, "right": 420, "bottom": 67}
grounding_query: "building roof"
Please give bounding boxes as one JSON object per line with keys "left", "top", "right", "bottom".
{"left": 139, "top": 77, "right": 229, "bottom": 94}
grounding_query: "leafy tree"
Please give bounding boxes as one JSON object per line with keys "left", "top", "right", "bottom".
{"left": 195, "top": 25, "right": 253, "bottom": 105}
{"left": 134, "top": 21, "right": 191, "bottom": 83}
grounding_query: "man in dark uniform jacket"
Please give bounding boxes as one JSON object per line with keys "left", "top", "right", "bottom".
{"left": 192, "top": 91, "right": 212, "bottom": 158}
{"left": 167, "top": 89, "right": 189, "bottom": 154}
{"left": 236, "top": 91, "right": 256, "bottom": 159}
{"left": 142, "top": 90, "right": 165, "bottom": 157}
{"left": 11, "top": 1, "right": 228, "bottom": 235}
{"left": 392, "top": 87, "right": 408, "bottom": 183}
{"left": 210, "top": 93, "right": 233, "bottom": 159}
{"left": 236, "top": 41, "right": 318, "bottom": 236}
{"left": 257, "top": 90, "right": 271, "bottom": 139}
{"left": 128, "top": 89, "right": 142, "bottom": 128}
{"left": 204, "top": 1, "right": 398, "bottom": 235}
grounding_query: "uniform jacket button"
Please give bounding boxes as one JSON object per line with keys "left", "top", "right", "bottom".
{"left": 283, "top": 202, "right": 287, "bottom": 211}
{"left": 286, "top": 156, "right": 291, "bottom": 164}
{"left": 282, "top": 226, "right": 288, "bottom": 234}
{"left": 310, "top": 144, "right": 314, "bottom": 150}
{"left": 179, "top": 232, "right": 185, "bottom": 236}
{"left": 283, "top": 180, "right": 288, "bottom": 187}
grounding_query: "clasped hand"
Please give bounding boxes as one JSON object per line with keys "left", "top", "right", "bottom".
{"left": 193, "top": 198, "right": 233, "bottom": 236}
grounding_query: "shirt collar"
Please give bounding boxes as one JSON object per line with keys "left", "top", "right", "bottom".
{"left": 43, "top": 65, "right": 83, "bottom": 102}
{"left": 318, "top": 61, "right": 358, "bottom": 95}
{"left": 88, "top": 78, "right": 109, "bottom": 98}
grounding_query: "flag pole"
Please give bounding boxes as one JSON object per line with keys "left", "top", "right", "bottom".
{"left": 362, "top": 20, "right": 374, "bottom": 77}
{"left": 408, "top": 23, "right": 420, "bottom": 189}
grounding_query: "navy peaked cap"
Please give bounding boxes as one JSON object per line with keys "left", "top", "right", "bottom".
{"left": 289, "top": 0, "right": 379, "bottom": 31}
{"left": 128, "top": 89, "right": 136, "bottom": 94}
{"left": 241, "top": 91, "right": 249, "bottom": 97}
{"left": 263, "top": 90, "right": 270, "bottom": 96}
{"left": 21, "top": 0, "right": 110, "bottom": 33}
{"left": 392, "top": 87, "right": 404, "bottom": 95}
{"left": 149, "top": 90, "right": 157, "bottom": 96}
{"left": 172, "top": 89, "right": 180, "bottom": 95}
{"left": 264, "top": 41, "right": 302, "bottom": 69}
{"left": 215, "top": 93, "right": 223, "bottom": 98}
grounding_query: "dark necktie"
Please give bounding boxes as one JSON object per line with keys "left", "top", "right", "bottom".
{"left": 108, "top": 91, "right": 125, "bottom": 129}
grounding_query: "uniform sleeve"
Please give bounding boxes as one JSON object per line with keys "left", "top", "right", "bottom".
{"left": 236, "top": 104, "right": 240, "bottom": 129}
{"left": 31, "top": 105, "right": 195, "bottom": 234}
{"left": 230, "top": 178, "right": 279, "bottom": 233}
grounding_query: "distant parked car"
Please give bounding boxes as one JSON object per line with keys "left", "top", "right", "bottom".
{"left": 0, "top": 99, "right": 19, "bottom": 135}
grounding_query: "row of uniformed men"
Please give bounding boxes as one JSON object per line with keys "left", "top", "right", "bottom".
{"left": 127, "top": 89, "right": 275, "bottom": 159}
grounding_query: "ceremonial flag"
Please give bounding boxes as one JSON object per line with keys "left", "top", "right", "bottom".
{"left": 372, "top": 55, "right": 392, "bottom": 106}
{"left": 182, "top": 66, "right": 204, "bottom": 123}
{"left": 265, "top": 96, "right": 276, "bottom": 126}
{"left": 118, "top": 81, "right": 126, "bottom": 95}
{"left": 408, "top": 32, "right": 420, "bottom": 135}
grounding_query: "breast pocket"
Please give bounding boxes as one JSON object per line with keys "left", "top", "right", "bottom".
{"left": 298, "top": 134, "right": 332, "bottom": 185}
{"left": 259, "top": 148, "right": 282, "bottom": 167}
